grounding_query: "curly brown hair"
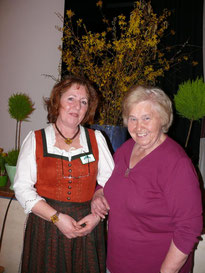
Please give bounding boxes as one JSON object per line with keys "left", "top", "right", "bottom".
{"left": 44, "top": 75, "right": 98, "bottom": 124}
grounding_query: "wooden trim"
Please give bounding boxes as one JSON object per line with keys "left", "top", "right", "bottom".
{"left": 0, "top": 182, "right": 14, "bottom": 198}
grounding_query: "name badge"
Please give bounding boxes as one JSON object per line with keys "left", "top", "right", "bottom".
{"left": 80, "top": 154, "right": 95, "bottom": 164}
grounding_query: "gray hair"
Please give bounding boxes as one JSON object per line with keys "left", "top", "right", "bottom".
{"left": 122, "top": 85, "right": 173, "bottom": 133}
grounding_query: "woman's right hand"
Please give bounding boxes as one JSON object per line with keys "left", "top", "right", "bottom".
{"left": 55, "top": 213, "right": 82, "bottom": 239}
{"left": 91, "top": 188, "right": 110, "bottom": 219}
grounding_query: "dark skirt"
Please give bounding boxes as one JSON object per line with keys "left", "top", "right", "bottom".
{"left": 20, "top": 198, "right": 106, "bottom": 273}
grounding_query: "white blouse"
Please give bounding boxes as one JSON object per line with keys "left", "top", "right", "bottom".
{"left": 14, "top": 124, "right": 114, "bottom": 214}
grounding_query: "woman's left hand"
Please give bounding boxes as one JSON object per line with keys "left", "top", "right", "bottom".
{"left": 77, "top": 214, "right": 101, "bottom": 236}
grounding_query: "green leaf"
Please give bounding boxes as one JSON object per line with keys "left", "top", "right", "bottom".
{"left": 5, "top": 149, "right": 19, "bottom": 166}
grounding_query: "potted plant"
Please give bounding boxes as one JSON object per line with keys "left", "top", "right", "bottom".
{"left": 56, "top": 0, "right": 194, "bottom": 151}
{"left": 5, "top": 93, "right": 35, "bottom": 190}
{"left": 0, "top": 148, "right": 8, "bottom": 187}
{"left": 174, "top": 77, "right": 205, "bottom": 148}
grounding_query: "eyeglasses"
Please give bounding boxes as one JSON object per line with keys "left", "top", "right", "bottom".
{"left": 60, "top": 154, "right": 90, "bottom": 179}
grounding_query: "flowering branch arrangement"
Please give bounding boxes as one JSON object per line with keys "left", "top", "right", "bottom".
{"left": 57, "top": 0, "right": 193, "bottom": 125}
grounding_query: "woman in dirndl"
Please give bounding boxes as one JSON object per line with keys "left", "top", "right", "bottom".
{"left": 13, "top": 75, "right": 114, "bottom": 273}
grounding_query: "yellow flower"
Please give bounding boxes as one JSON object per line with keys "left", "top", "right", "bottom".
{"left": 77, "top": 19, "right": 83, "bottom": 27}
{"left": 192, "top": 61, "right": 198, "bottom": 66}
{"left": 66, "top": 9, "right": 75, "bottom": 19}
{"left": 96, "top": 1, "right": 103, "bottom": 8}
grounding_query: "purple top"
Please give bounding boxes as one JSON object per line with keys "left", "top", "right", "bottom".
{"left": 104, "top": 137, "right": 203, "bottom": 273}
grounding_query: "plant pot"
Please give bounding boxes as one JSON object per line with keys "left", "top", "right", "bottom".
{"left": 0, "top": 175, "right": 8, "bottom": 187}
{"left": 90, "top": 124, "right": 129, "bottom": 153}
{"left": 5, "top": 163, "right": 16, "bottom": 190}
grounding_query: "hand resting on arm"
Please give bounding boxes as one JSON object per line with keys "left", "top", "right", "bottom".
{"left": 91, "top": 188, "right": 110, "bottom": 219}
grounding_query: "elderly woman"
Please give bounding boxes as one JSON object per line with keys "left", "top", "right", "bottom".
{"left": 92, "top": 85, "right": 203, "bottom": 273}
{"left": 14, "top": 76, "right": 114, "bottom": 273}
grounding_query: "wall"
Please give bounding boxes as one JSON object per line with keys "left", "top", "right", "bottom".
{"left": 0, "top": 0, "right": 64, "bottom": 152}
{"left": 193, "top": 234, "right": 205, "bottom": 273}
{"left": 0, "top": 0, "right": 64, "bottom": 272}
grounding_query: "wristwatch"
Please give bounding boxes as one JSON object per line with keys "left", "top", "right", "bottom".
{"left": 50, "top": 211, "right": 60, "bottom": 224}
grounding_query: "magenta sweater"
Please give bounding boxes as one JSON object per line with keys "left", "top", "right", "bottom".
{"left": 104, "top": 137, "right": 203, "bottom": 273}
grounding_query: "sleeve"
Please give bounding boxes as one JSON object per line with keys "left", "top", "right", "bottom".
{"left": 164, "top": 156, "right": 203, "bottom": 254}
{"left": 13, "top": 131, "right": 45, "bottom": 214}
{"left": 94, "top": 130, "right": 114, "bottom": 187}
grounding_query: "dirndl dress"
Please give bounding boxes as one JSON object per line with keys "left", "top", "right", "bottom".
{"left": 20, "top": 198, "right": 106, "bottom": 273}
{"left": 20, "top": 128, "right": 106, "bottom": 273}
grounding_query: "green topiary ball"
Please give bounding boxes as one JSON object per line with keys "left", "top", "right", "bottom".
{"left": 8, "top": 93, "right": 35, "bottom": 121}
{"left": 174, "top": 77, "right": 205, "bottom": 121}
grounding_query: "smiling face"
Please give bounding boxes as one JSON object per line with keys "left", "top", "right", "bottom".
{"left": 128, "top": 100, "right": 166, "bottom": 152}
{"left": 58, "top": 83, "right": 89, "bottom": 128}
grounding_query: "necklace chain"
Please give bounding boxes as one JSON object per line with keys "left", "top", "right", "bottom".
{"left": 55, "top": 123, "right": 80, "bottom": 145}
